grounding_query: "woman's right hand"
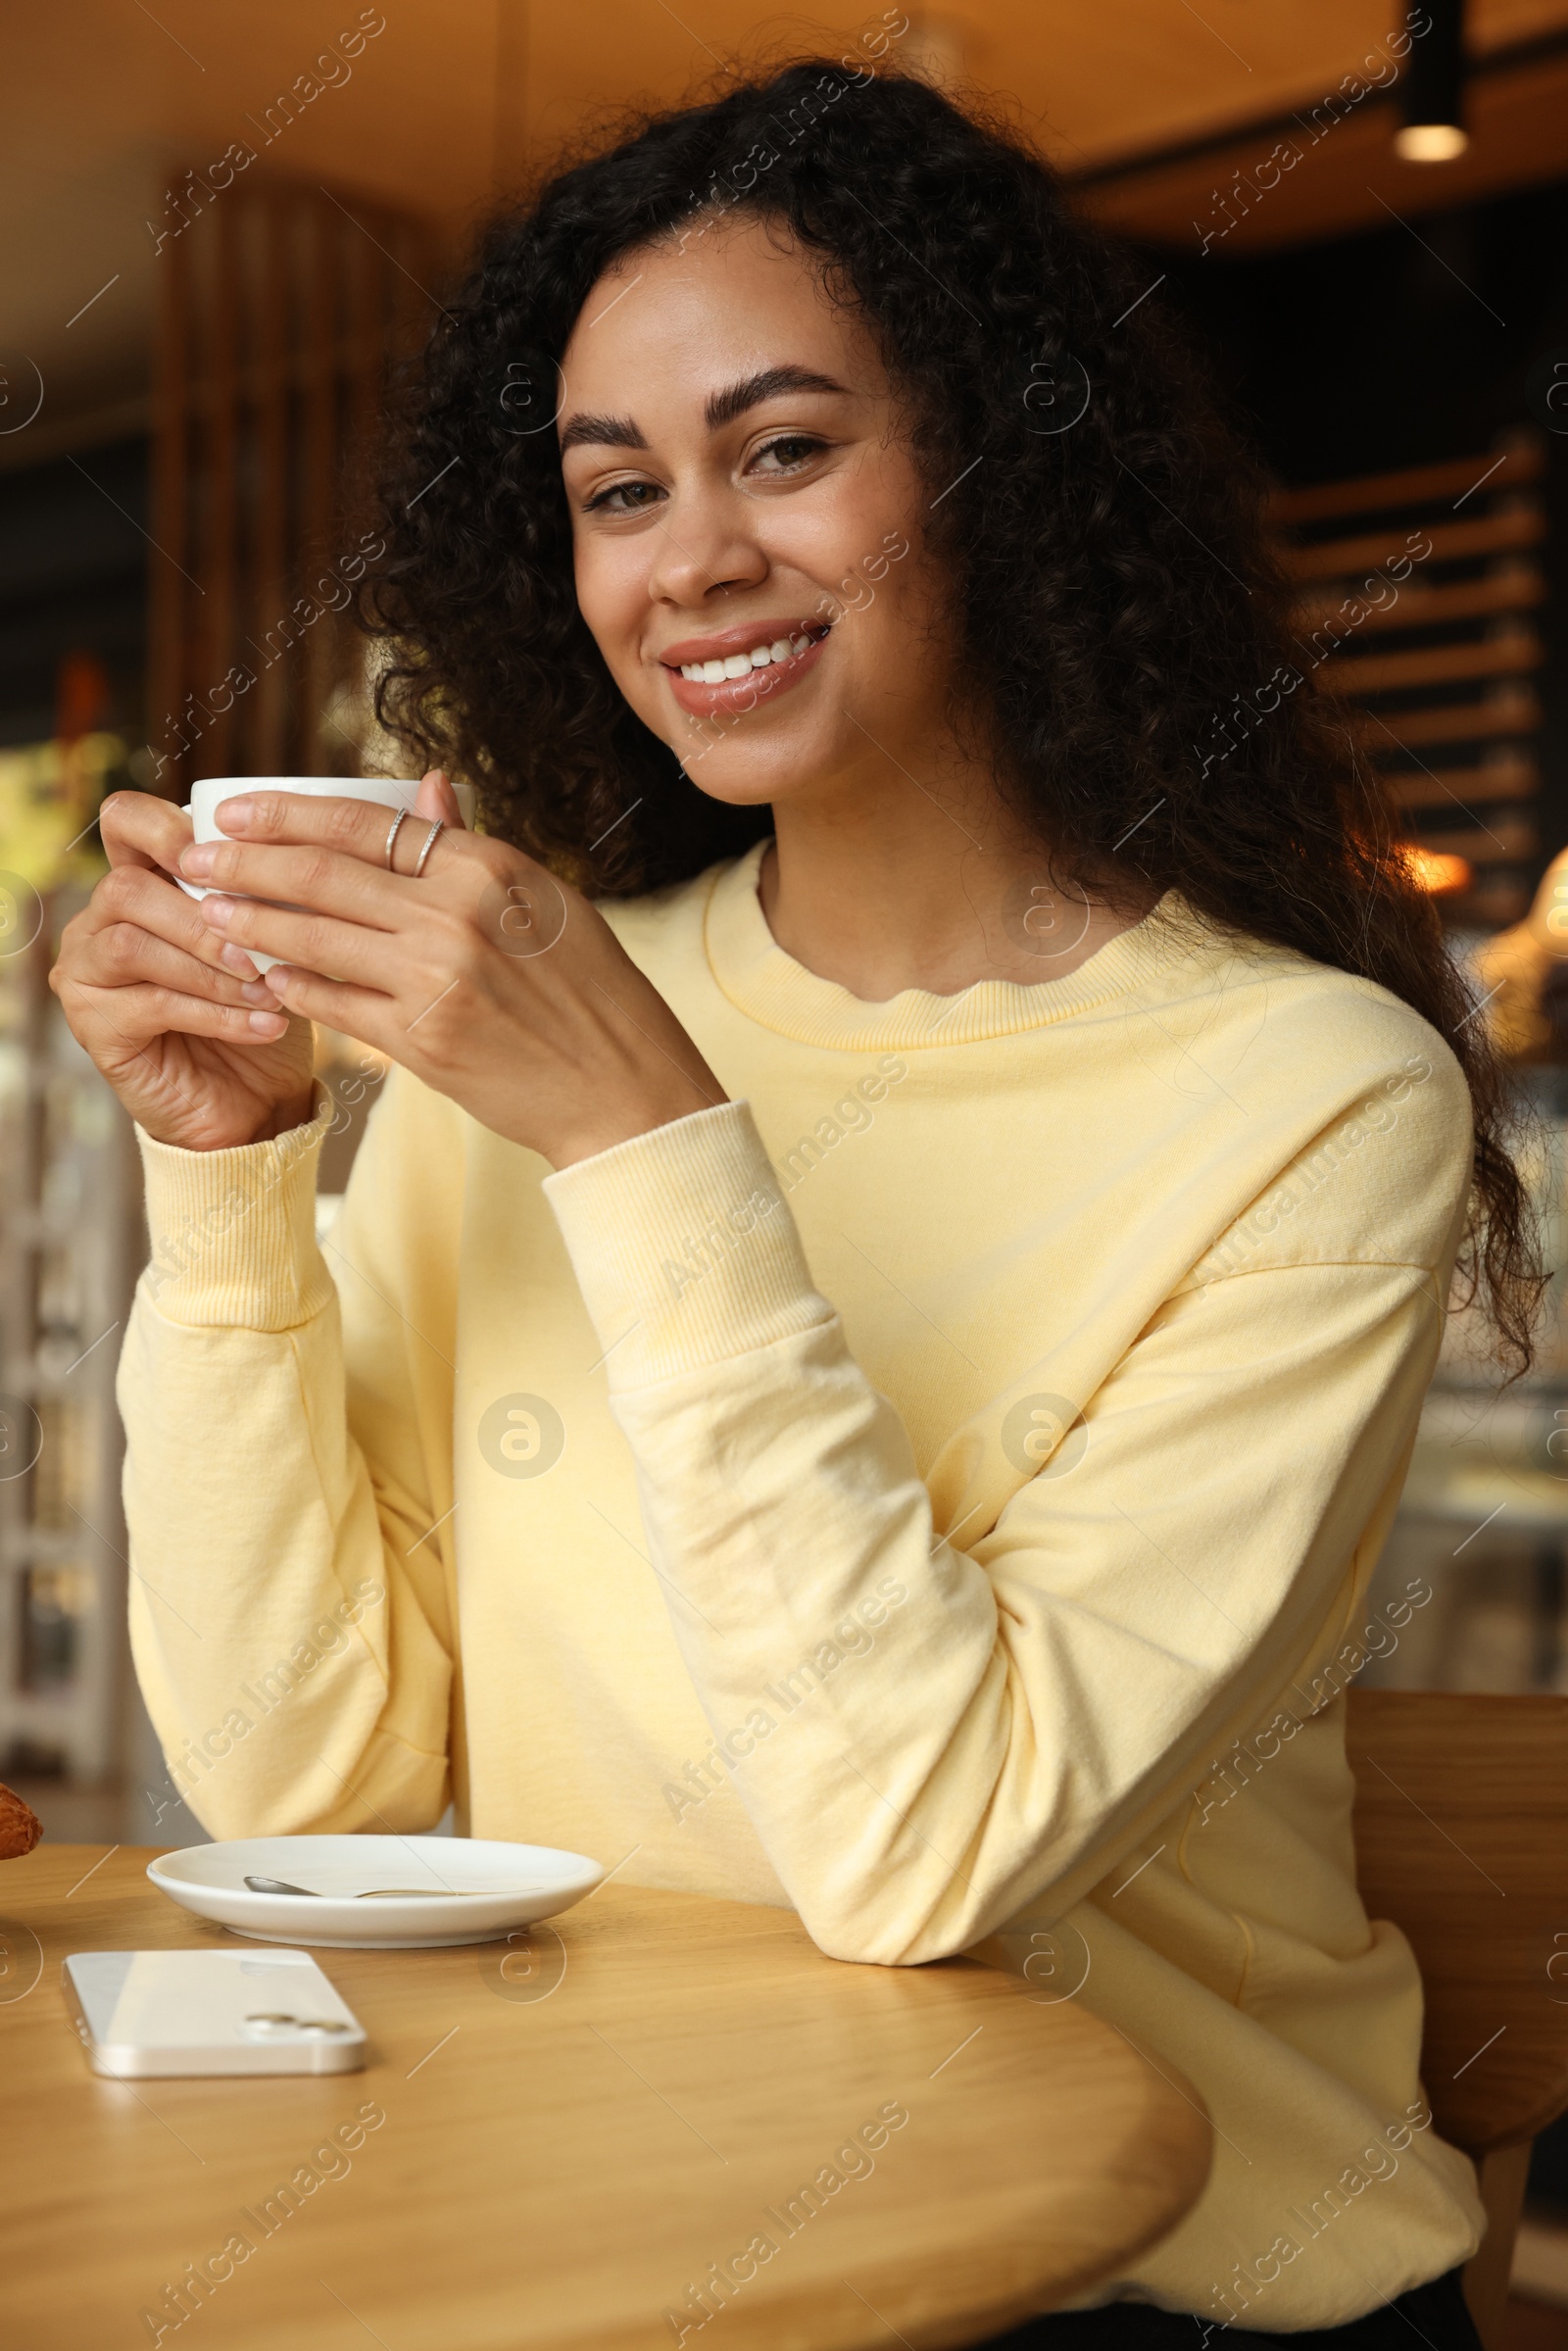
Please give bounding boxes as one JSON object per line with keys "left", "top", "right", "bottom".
{"left": 1527, "top": 844, "right": 1568, "bottom": 959}
{"left": 49, "top": 791, "right": 318, "bottom": 1151}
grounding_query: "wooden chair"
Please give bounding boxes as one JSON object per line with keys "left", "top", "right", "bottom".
{"left": 1346, "top": 1690, "right": 1568, "bottom": 2347}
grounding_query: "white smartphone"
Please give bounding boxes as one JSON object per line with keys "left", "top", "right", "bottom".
{"left": 63, "top": 1948, "right": 368, "bottom": 2078}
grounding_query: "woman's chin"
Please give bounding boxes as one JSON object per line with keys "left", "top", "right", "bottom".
{"left": 685, "top": 770, "right": 856, "bottom": 822}
{"left": 670, "top": 740, "right": 826, "bottom": 810}
{"left": 658, "top": 694, "right": 919, "bottom": 815}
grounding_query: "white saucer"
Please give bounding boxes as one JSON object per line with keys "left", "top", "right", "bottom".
{"left": 148, "top": 1836, "right": 604, "bottom": 1949}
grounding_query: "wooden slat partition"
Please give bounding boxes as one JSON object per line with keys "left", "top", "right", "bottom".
{"left": 1282, "top": 506, "right": 1545, "bottom": 583}
{"left": 1271, "top": 442, "right": 1544, "bottom": 527}
{"left": 204, "top": 200, "right": 242, "bottom": 782}
{"left": 1295, "top": 563, "right": 1545, "bottom": 636}
{"left": 1272, "top": 431, "right": 1550, "bottom": 930}
{"left": 145, "top": 172, "right": 443, "bottom": 802}
{"left": 147, "top": 218, "right": 191, "bottom": 783}
{"left": 253, "top": 193, "right": 292, "bottom": 777}
{"left": 303, "top": 198, "right": 342, "bottom": 777}
{"left": 1382, "top": 757, "right": 1539, "bottom": 812}
{"left": 1381, "top": 690, "right": 1542, "bottom": 748}
{"left": 1319, "top": 629, "right": 1541, "bottom": 696}
{"left": 1410, "top": 815, "right": 1538, "bottom": 863}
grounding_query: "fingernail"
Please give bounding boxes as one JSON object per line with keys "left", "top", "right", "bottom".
{"left": 220, "top": 943, "right": 258, "bottom": 976}
{"left": 201, "top": 895, "right": 233, "bottom": 929}
{"left": 247, "top": 1009, "right": 286, "bottom": 1033}
{"left": 217, "top": 797, "right": 255, "bottom": 830}
{"left": 180, "top": 844, "right": 218, "bottom": 877}
{"left": 239, "top": 980, "right": 272, "bottom": 1005}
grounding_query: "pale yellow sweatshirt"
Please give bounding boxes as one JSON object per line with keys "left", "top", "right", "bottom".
{"left": 122, "top": 844, "right": 1485, "bottom": 2328}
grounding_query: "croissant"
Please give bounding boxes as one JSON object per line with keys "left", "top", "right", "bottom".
{"left": 0, "top": 1783, "right": 42, "bottom": 1859}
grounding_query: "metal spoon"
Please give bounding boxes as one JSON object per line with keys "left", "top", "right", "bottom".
{"left": 243, "top": 1874, "right": 516, "bottom": 1901}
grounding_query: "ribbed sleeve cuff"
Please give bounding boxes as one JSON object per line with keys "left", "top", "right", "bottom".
{"left": 136, "top": 1088, "right": 338, "bottom": 1329}
{"left": 543, "top": 1101, "right": 830, "bottom": 1387}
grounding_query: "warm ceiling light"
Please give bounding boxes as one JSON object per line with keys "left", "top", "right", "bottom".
{"left": 1404, "top": 846, "right": 1472, "bottom": 895}
{"left": 1394, "top": 122, "right": 1470, "bottom": 162}
{"left": 1397, "top": 0, "right": 1467, "bottom": 162}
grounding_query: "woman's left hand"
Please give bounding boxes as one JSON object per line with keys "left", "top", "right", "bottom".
{"left": 178, "top": 771, "right": 727, "bottom": 1167}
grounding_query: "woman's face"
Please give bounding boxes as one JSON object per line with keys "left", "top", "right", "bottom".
{"left": 558, "top": 214, "right": 955, "bottom": 813}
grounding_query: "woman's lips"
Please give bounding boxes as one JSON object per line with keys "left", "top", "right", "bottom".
{"left": 662, "top": 626, "right": 830, "bottom": 720}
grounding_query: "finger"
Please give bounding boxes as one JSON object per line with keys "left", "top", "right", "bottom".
{"left": 259, "top": 962, "right": 398, "bottom": 1048}
{"left": 65, "top": 978, "right": 289, "bottom": 1049}
{"left": 194, "top": 787, "right": 446, "bottom": 876}
{"left": 70, "top": 913, "right": 260, "bottom": 1007}
{"left": 83, "top": 861, "right": 262, "bottom": 980}
{"left": 415, "top": 769, "right": 465, "bottom": 828}
{"left": 179, "top": 836, "right": 406, "bottom": 929}
{"left": 198, "top": 892, "right": 403, "bottom": 986}
{"left": 99, "top": 790, "right": 195, "bottom": 877}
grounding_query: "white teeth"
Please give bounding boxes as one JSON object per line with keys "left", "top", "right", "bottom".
{"left": 676, "top": 628, "right": 825, "bottom": 684}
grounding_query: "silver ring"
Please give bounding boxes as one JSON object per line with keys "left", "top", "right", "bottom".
{"left": 413, "top": 818, "right": 445, "bottom": 879}
{"left": 384, "top": 808, "right": 411, "bottom": 869}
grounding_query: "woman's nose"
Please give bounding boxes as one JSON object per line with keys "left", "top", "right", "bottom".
{"left": 645, "top": 487, "right": 769, "bottom": 608}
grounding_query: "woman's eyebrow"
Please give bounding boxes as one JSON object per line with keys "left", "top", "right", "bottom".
{"left": 558, "top": 366, "right": 850, "bottom": 454}
{"left": 559, "top": 412, "right": 648, "bottom": 454}
{"left": 703, "top": 366, "right": 850, "bottom": 427}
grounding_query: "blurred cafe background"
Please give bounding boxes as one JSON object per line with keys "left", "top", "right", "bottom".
{"left": 2, "top": 0, "right": 1568, "bottom": 2323}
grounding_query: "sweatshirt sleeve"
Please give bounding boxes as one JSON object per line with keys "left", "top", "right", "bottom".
{"left": 121, "top": 1075, "right": 455, "bottom": 1838}
{"left": 544, "top": 1096, "right": 1463, "bottom": 1967}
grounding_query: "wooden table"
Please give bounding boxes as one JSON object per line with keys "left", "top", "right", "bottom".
{"left": 0, "top": 1847, "right": 1210, "bottom": 2350}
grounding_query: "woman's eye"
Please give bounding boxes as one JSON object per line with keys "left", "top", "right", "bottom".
{"left": 749, "top": 434, "right": 826, "bottom": 475}
{"left": 583, "top": 478, "right": 664, "bottom": 514}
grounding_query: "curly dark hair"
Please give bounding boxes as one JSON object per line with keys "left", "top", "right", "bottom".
{"left": 361, "top": 56, "right": 1543, "bottom": 1372}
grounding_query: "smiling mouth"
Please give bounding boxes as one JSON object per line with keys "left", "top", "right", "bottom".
{"left": 659, "top": 618, "right": 833, "bottom": 718}
{"left": 664, "top": 621, "right": 831, "bottom": 683}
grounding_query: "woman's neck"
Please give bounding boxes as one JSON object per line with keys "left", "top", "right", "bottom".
{"left": 757, "top": 763, "right": 1150, "bottom": 1004}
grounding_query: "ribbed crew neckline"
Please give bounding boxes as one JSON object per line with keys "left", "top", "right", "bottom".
{"left": 702, "top": 839, "right": 1205, "bottom": 1051}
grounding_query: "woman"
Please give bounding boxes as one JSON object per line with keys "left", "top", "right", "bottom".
{"left": 53, "top": 60, "right": 1533, "bottom": 2347}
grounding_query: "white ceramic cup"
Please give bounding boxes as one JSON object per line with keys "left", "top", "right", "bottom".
{"left": 178, "top": 776, "right": 425, "bottom": 973}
